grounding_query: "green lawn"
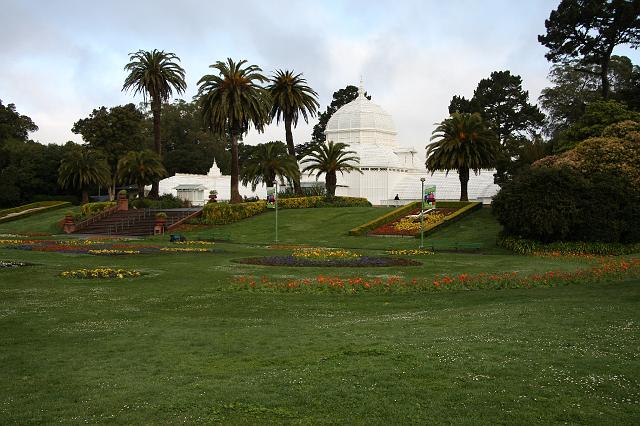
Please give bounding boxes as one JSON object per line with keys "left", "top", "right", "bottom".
{"left": 0, "top": 207, "right": 638, "bottom": 424}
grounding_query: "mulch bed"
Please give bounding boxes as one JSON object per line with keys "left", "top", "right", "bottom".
{"left": 233, "top": 256, "right": 422, "bottom": 267}
{"left": 370, "top": 208, "right": 458, "bottom": 236}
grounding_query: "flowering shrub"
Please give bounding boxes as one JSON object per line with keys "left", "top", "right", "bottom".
{"left": 202, "top": 201, "right": 267, "bottom": 225}
{"left": 60, "top": 268, "right": 142, "bottom": 279}
{"left": 232, "top": 257, "right": 639, "bottom": 293}
{"left": 87, "top": 249, "right": 141, "bottom": 256}
{"left": 292, "top": 248, "right": 360, "bottom": 259}
{"left": 80, "top": 202, "right": 116, "bottom": 217}
{"left": 386, "top": 249, "right": 435, "bottom": 256}
{"left": 279, "top": 196, "right": 370, "bottom": 209}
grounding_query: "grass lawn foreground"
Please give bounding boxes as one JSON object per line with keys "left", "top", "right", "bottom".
{"left": 0, "top": 206, "right": 638, "bottom": 423}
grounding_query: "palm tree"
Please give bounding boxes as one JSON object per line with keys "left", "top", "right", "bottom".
{"left": 241, "top": 141, "right": 300, "bottom": 191}
{"left": 268, "top": 70, "right": 319, "bottom": 194}
{"left": 301, "top": 141, "right": 361, "bottom": 198}
{"left": 117, "top": 150, "right": 167, "bottom": 199}
{"left": 426, "top": 112, "right": 498, "bottom": 201}
{"left": 58, "top": 148, "right": 111, "bottom": 204}
{"left": 122, "top": 49, "right": 186, "bottom": 197}
{"left": 197, "top": 58, "right": 270, "bottom": 203}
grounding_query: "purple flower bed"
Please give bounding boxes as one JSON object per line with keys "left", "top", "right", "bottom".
{"left": 234, "top": 255, "right": 421, "bottom": 267}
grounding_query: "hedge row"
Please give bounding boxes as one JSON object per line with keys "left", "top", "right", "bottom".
{"left": 279, "top": 196, "right": 371, "bottom": 209}
{"left": 0, "top": 201, "right": 71, "bottom": 224}
{"left": 497, "top": 235, "right": 640, "bottom": 256}
{"left": 417, "top": 202, "right": 482, "bottom": 238}
{"left": 202, "top": 201, "right": 267, "bottom": 225}
{"left": 348, "top": 202, "right": 420, "bottom": 236}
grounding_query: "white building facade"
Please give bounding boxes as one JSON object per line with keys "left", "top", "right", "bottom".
{"left": 157, "top": 83, "right": 500, "bottom": 206}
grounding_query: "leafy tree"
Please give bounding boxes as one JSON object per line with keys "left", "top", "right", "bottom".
{"left": 426, "top": 113, "right": 499, "bottom": 201}
{"left": 301, "top": 141, "right": 361, "bottom": 198}
{"left": 122, "top": 49, "right": 187, "bottom": 197}
{"left": 268, "top": 70, "right": 319, "bottom": 194}
{"left": 240, "top": 141, "right": 300, "bottom": 191}
{"left": 448, "top": 95, "right": 474, "bottom": 114}
{"left": 556, "top": 100, "right": 640, "bottom": 151}
{"left": 0, "top": 100, "right": 38, "bottom": 144}
{"left": 197, "top": 58, "right": 270, "bottom": 203}
{"left": 156, "top": 99, "right": 230, "bottom": 176}
{"left": 117, "top": 150, "right": 167, "bottom": 199}
{"left": 540, "top": 55, "right": 640, "bottom": 138}
{"left": 58, "top": 148, "right": 111, "bottom": 204}
{"left": 538, "top": 0, "right": 640, "bottom": 99}
{"left": 72, "top": 104, "right": 147, "bottom": 200}
{"left": 304, "top": 85, "right": 370, "bottom": 156}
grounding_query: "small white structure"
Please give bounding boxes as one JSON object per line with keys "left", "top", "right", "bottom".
{"left": 157, "top": 160, "right": 265, "bottom": 206}
{"left": 157, "top": 82, "right": 500, "bottom": 205}
{"left": 301, "top": 82, "right": 499, "bottom": 205}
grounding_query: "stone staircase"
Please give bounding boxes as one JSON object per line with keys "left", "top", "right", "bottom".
{"left": 76, "top": 208, "right": 200, "bottom": 236}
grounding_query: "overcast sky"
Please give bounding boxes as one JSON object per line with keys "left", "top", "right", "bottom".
{"left": 2, "top": 0, "right": 638, "bottom": 149}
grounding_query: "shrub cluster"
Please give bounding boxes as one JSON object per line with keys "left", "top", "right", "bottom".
{"left": 497, "top": 235, "right": 640, "bottom": 256}
{"left": 493, "top": 167, "right": 640, "bottom": 243}
{"left": 201, "top": 201, "right": 267, "bottom": 225}
{"left": 130, "top": 194, "right": 184, "bottom": 209}
{"left": 80, "top": 202, "right": 116, "bottom": 217}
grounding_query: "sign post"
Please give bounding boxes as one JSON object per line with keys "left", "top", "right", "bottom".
{"left": 267, "top": 183, "right": 278, "bottom": 243}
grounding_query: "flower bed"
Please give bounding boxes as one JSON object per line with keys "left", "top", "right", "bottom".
{"left": 234, "top": 255, "right": 421, "bottom": 267}
{"left": 231, "top": 257, "right": 640, "bottom": 293}
{"left": 1, "top": 239, "right": 219, "bottom": 255}
{"left": 371, "top": 208, "right": 456, "bottom": 236}
{"left": 386, "top": 249, "right": 435, "bottom": 256}
{"left": 0, "top": 260, "right": 33, "bottom": 269}
{"left": 292, "top": 248, "right": 360, "bottom": 259}
{"left": 60, "top": 268, "right": 142, "bottom": 279}
{"left": 88, "top": 249, "right": 141, "bottom": 256}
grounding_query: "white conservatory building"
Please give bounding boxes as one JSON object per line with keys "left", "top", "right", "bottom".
{"left": 157, "top": 83, "right": 499, "bottom": 205}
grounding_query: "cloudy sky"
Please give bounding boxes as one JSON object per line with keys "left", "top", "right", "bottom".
{"left": 2, "top": 0, "right": 638, "bottom": 149}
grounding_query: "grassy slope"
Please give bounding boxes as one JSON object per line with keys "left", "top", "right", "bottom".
{"left": 0, "top": 207, "right": 638, "bottom": 423}
{"left": 0, "top": 206, "right": 81, "bottom": 235}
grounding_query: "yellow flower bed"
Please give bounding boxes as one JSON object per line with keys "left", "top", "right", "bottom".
{"left": 87, "top": 249, "right": 141, "bottom": 255}
{"left": 292, "top": 248, "right": 360, "bottom": 259}
{"left": 60, "top": 268, "right": 141, "bottom": 279}
{"left": 387, "top": 249, "right": 435, "bottom": 256}
{"left": 174, "top": 241, "right": 215, "bottom": 245}
{"left": 393, "top": 213, "right": 446, "bottom": 233}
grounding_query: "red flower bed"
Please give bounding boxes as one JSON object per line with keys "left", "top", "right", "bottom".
{"left": 370, "top": 208, "right": 457, "bottom": 236}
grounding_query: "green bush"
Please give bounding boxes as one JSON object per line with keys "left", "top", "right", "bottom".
{"left": 498, "top": 235, "right": 640, "bottom": 256}
{"left": 130, "top": 194, "right": 184, "bottom": 209}
{"left": 493, "top": 167, "right": 640, "bottom": 243}
{"left": 201, "top": 201, "right": 267, "bottom": 225}
{"left": 80, "top": 202, "right": 116, "bottom": 217}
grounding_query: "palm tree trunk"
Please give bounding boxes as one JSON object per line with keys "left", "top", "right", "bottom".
{"left": 138, "top": 184, "right": 145, "bottom": 199}
{"left": 150, "top": 100, "right": 162, "bottom": 198}
{"left": 458, "top": 167, "right": 469, "bottom": 202}
{"left": 326, "top": 171, "right": 337, "bottom": 198}
{"left": 284, "top": 116, "right": 302, "bottom": 195}
{"left": 230, "top": 133, "right": 242, "bottom": 203}
{"left": 81, "top": 189, "right": 89, "bottom": 205}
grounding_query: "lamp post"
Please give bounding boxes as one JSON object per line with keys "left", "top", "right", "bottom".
{"left": 420, "top": 177, "right": 425, "bottom": 249}
{"left": 274, "top": 180, "right": 278, "bottom": 244}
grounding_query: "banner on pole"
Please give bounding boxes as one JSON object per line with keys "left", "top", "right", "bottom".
{"left": 423, "top": 185, "right": 436, "bottom": 209}
{"left": 266, "top": 187, "right": 276, "bottom": 209}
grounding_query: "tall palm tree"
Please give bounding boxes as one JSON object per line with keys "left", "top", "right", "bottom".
{"left": 426, "top": 112, "right": 498, "bottom": 201}
{"left": 122, "top": 49, "right": 186, "bottom": 197}
{"left": 268, "top": 70, "right": 319, "bottom": 194}
{"left": 58, "top": 148, "right": 111, "bottom": 204}
{"left": 117, "top": 150, "right": 167, "bottom": 199}
{"left": 241, "top": 141, "right": 300, "bottom": 191}
{"left": 301, "top": 141, "right": 361, "bottom": 198}
{"left": 197, "top": 58, "right": 270, "bottom": 203}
